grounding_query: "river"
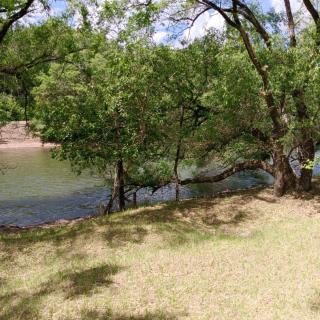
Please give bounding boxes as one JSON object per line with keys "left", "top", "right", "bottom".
{"left": 0, "top": 147, "right": 310, "bottom": 227}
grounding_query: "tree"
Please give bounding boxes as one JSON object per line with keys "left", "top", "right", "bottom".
{"left": 159, "top": 34, "right": 221, "bottom": 200}
{"left": 136, "top": 0, "right": 320, "bottom": 197}
{"left": 34, "top": 39, "right": 175, "bottom": 212}
{"left": 0, "top": 0, "right": 45, "bottom": 126}
{"left": 0, "top": 17, "right": 88, "bottom": 128}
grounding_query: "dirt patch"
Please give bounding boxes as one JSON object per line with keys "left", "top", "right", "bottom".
{"left": 0, "top": 121, "right": 55, "bottom": 149}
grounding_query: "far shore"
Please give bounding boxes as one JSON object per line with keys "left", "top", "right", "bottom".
{"left": 0, "top": 121, "right": 56, "bottom": 149}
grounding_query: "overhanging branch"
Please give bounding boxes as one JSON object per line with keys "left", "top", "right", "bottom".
{"left": 180, "top": 160, "right": 274, "bottom": 185}
{"left": 0, "top": 0, "right": 35, "bottom": 44}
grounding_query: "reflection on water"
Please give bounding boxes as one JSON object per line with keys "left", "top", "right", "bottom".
{"left": 0, "top": 149, "right": 106, "bottom": 226}
{"left": 0, "top": 148, "right": 317, "bottom": 227}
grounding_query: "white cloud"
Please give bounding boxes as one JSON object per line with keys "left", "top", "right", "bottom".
{"left": 20, "top": 1, "right": 49, "bottom": 25}
{"left": 153, "top": 31, "right": 169, "bottom": 43}
{"left": 270, "top": 0, "right": 301, "bottom": 12}
{"left": 182, "top": 10, "right": 225, "bottom": 43}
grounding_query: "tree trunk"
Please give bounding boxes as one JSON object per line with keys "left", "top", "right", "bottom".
{"left": 303, "top": 0, "right": 320, "bottom": 45}
{"left": 173, "top": 104, "right": 185, "bottom": 202}
{"left": 24, "top": 90, "right": 28, "bottom": 126}
{"left": 104, "top": 160, "right": 126, "bottom": 214}
{"left": 112, "top": 108, "right": 125, "bottom": 211}
{"left": 292, "top": 89, "right": 315, "bottom": 192}
{"left": 283, "top": 0, "right": 315, "bottom": 192}
{"left": 175, "top": 183, "right": 180, "bottom": 202}
{"left": 297, "top": 139, "right": 315, "bottom": 191}
{"left": 133, "top": 191, "right": 137, "bottom": 208}
{"left": 273, "top": 146, "right": 296, "bottom": 197}
{"left": 273, "top": 159, "right": 287, "bottom": 197}
{"left": 104, "top": 189, "right": 117, "bottom": 215}
{"left": 173, "top": 146, "right": 181, "bottom": 201}
{"left": 116, "top": 159, "right": 126, "bottom": 211}
{"left": 284, "top": 0, "right": 297, "bottom": 47}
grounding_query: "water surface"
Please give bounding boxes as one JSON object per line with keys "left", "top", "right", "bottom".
{"left": 0, "top": 148, "right": 285, "bottom": 226}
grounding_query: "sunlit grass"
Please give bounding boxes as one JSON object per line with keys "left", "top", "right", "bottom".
{"left": 1, "top": 187, "right": 320, "bottom": 319}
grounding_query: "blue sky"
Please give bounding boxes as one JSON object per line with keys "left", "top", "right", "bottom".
{"left": 50, "top": 0, "right": 289, "bottom": 13}
{"left": 49, "top": 0, "right": 304, "bottom": 18}
{"left": 48, "top": 0, "right": 303, "bottom": 44}
{"left": 50, "top": 0, "right": 67, "bottom": 14}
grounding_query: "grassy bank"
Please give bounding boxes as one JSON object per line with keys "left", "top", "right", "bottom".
{"left": 1, "top": 187, "right": 320, "bottom": 319}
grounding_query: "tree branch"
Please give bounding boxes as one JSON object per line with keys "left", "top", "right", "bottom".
{"left": 283, "top": 0, "right": 297, "bottom": 47}
{"left": 198, "top": 0, "right": 239, "bottom": 28}
{"left": 303, "top": 0, "right": 320, "bottom": 26}
{"left": 181, "top": 160, "right": 274, "bottom": 185}
{"left": 0, "top": 48, "right": 85, "bottom": 75}
{"left": 234, "top": 0, "right": 272, "bottom": 49}
{"left": 0, "top": 0, "right": 35, "bottom": 44}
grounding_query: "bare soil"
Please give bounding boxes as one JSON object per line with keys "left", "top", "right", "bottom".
{"left": 0, "top": 121, "right": 55, "bottom": 149}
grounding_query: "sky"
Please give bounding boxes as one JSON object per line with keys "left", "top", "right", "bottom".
{"left": 50, "top": 0, "right": 301, "bottom": 12}
{"left": 47, "top": 0, "right": 308, "bottom": 43}
{"left": 178, "top": 0, "right": 303, "bottom": 43}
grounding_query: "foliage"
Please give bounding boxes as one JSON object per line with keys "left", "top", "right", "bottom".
{"left": 33, "top": 40, "right": 172, "bottom": 184}
{"left": 0, "top": 93, "right": 21, "bottom": 124}
{"left": 0, "top": 17, "right": 86, "bottom": 124}
{"left": 3, "top": 0, "right": 320, "bottom": 202}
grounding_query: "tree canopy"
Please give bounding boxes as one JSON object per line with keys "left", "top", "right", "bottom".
{"left": 2, "top": 0, "right": 320, "bottom": 210}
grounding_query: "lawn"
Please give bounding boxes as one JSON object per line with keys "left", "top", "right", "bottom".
{"left": 1, "top": 187, "right": 320, "bottom": 320}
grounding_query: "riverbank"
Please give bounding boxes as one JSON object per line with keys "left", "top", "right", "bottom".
{"left": 1, "top": 187, "right": 320, "bottom": 319}
{"left": 0, "top": 121, "right": 55, "bottom": 149}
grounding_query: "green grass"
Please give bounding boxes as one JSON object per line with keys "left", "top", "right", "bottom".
{"left": 1, "top": 187, "right": 320, "bottom": 319}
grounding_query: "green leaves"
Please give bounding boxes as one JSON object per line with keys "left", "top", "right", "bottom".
{"left": 33, "top": 39, "right": 174, "bottom": 183}
{"left": 0, "top": 93, "right": 21, "bottom": 125}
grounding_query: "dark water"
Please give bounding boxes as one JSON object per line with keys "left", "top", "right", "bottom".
{"left": 0, "top": 148, "right": 315, "bottom": 227}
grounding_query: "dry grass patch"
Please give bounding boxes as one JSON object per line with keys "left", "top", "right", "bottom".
{"left": 1, "top": 187, "right": 320, "bottom": 319}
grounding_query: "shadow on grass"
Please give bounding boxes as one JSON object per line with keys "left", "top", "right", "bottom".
{"left": 0, "top": 287, "right": 48, "bottom": 320}
{"left": 123, "top": 188, "right": 269, "bottom": 228}
{"left": 100, "top": 192, "right": 261, "bottom": 248}
{"left": 30, "top": 263, "right": 123, "bottom": 300}
{"left": 0, "top": 263, "right": 123, "bottom": 319}
{"left": 0, "top": 188, "right": 273, "bottom": 253}
{"left": 0, "top": 221, "right": 94, "bottom": 245}
{"left": 59, "top": 264, "right": 122, "bottom": 298}
{"left": 285, "top": 179, "right": 320, "bottom": 201}
{"left": 75, "top": 309, "right": 179, "bottom": 320}
{"left": 310, "top": 290, "right": 320, "bottom": 312}
{"left": 0, "top": 222, "right": 96, "bottom": 263}
{"left": 0, "top": 188, "right": 280, "bottom": 319}
{"left": 104, "top": 225, "right": 148, "bottom": 248}
{"left": 0, "top": 276, "right": 6, "bottom": 286}
{"left": 0, "top": 301, "right": 179, "bottom": 320}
